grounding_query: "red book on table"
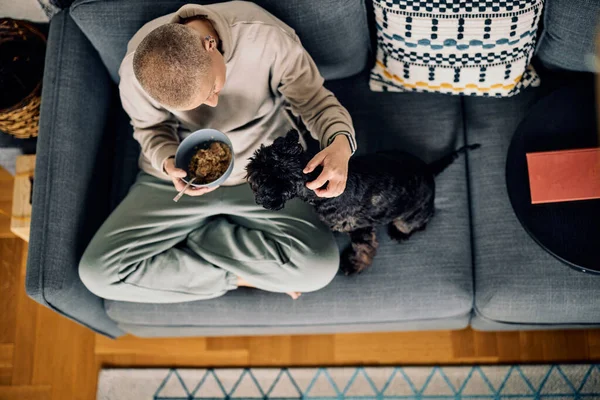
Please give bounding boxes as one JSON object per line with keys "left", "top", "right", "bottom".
{"left": 526, "top": 148, "right": 600, "bottom": 204}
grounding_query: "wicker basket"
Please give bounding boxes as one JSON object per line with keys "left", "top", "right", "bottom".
{"left": 0, "top": 19, "right": 47, "bottom": 139}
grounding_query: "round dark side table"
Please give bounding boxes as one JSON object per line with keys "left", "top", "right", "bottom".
{"left": 506, "top": 82, "right": 600, "bottom": 274}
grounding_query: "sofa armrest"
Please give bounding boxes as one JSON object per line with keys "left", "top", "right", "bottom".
{"left": 26, "top": 9, "right": 124, "bottom": 338}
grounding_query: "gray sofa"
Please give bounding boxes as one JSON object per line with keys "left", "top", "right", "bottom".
{"left": 26, "top": 0, "right": 600, "bottom": 338}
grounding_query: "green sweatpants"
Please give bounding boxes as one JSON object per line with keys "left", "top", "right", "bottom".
{"left": 79, "top": 173, "right": 339, "bottom": 303}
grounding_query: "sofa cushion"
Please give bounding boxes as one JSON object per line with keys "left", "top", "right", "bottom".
{"left": 369, "top": 0, "right": 544, "bottom": 97}
{"left": 466, "top": 79, "right": 600, "bottom": 325}
{"left": 536, "top": 0, "right": 600, "bottom": 72}
{"left": 69, "top": 0, "right": 370, "bottom": 82}
{"left": 104, "top": 71, "right": 474, "bottom": 330}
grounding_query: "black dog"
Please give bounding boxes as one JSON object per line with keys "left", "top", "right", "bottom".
{"left": 246, "top": 130, "right": 479, "bottom": 274}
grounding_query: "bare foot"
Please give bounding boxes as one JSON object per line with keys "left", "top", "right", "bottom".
{"left": 286, "top": 291, "right": 302, "bottom": 300}
{"left": 237, "top": 277, "right": 253, "bottom": 287}
{"left": 237, "top": 277, "right": 302, "bottom": 300}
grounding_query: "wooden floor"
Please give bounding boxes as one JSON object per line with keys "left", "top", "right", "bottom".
{"left": 1, "top": 238, "right": 600, "bottom": 400}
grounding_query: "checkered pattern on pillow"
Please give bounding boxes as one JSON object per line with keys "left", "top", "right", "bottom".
{"left": 370, "top": 0, "right": 544, "bottom": 97}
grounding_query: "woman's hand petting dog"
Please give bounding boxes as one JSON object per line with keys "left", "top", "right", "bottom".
{"left": 163, "top": 157, "right": 219, "bottom": 197}
{"left": 303, "top": 135, "right": 352, "bottom": 198}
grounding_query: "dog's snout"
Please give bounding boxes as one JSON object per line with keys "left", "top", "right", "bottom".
{"left": 256, "top": 198, "right": 284, "bottom": 211}
{"left": 270, "top": 203, "right": 285, "bottom": 211}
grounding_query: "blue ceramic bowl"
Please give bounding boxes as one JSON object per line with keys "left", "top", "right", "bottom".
{"left": 175, "top": 129, "right": 234, "bottom": 189}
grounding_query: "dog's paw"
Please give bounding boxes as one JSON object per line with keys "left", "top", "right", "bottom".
{"left": 387, "top": 223, "right": 410, "bottom": 242}
{"left": 340, "top": 249, "right": 370, "bottom": 275}
{"left": 340, "top": 261, "right": 360, "bottom": 276}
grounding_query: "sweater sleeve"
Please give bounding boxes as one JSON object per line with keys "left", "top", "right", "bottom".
{"left": 270, "top": 30, "right": 356, "bottom": 150}
{"left": 119, "top": 54, "right": 180, "bottom": 177}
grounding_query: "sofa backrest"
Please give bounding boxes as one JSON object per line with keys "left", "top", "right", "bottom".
{"left": 69, "top": 0, "right": 371, "bottom": 82}
{"left": 535, "top": 0, "right": 599, "bottom": 72}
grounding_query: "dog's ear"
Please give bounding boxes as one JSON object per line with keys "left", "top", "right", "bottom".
{"left": 285, "top": 130, "right": 300, "bottom": 144}
{"left": 271, "top": 135, "right": 287, "bottom": 150}
{"left": 280, "top": 130, "right": 303, "bottom": 157}
{"left": 271, "top": 130, "right": 303, "bottom": 157}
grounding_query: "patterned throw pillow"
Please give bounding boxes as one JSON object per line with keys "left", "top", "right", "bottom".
{"left": 370, "top": 0, "right": 544, "bottom": 97}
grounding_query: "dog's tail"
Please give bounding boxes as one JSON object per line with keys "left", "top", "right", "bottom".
{"left": 428, "top": 144, "right": 481, "bottom": 176}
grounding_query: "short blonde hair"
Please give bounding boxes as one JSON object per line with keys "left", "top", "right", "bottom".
{"left": 133, "top": 23, "right": 212, "bottom": 109}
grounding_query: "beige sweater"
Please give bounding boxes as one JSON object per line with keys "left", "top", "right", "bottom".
{"left": 119, "top": 1, "right": 356, "bottom": 186}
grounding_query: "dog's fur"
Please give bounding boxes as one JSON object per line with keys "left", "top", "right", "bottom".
{"left": 246, "top": 130, "right": 479, "bottom": 274}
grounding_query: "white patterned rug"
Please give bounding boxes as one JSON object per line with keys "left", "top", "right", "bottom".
{"left": 98, "top": 365, "right": 600, "bottom": 399}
